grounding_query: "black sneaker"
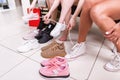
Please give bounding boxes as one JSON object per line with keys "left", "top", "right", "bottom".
{"left": 35, "top": 22, "right": 56, "bottom": 40}
{"left": 38, "top": 32, "right": 53, "bottom": 43}
{"left": 37, "top": 20, "right": 49, "bottom": 30}
{"left": 3, "top": 5, "right": 9, "bottom": 9}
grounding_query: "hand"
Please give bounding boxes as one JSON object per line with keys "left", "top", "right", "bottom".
{"left": 104, "top": 23, "right": 120, "bottom": 43}
{"left": 29, "top": 5, "right": 34, "bottom": 12}
{"left": 67, "top": 18, "right": 76, "bottom": 30}
{"left": 43, "top": 13, "right": 51, "bottom": 24}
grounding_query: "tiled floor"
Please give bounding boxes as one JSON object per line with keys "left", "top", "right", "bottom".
{"left": 0, "top": 6, "right": 120, "bottom": 80}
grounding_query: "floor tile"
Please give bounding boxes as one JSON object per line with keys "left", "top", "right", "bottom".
{"left": 67, "top": 44, "right": 102, "bottom": 80}
{"left": 88, "top": 40, "right": 120, "bottom": 80}
{"left": 0, "top": 46, "right": 26, "bottom": 77}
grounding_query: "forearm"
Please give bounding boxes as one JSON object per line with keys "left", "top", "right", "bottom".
{"left": 72, "top": 0, "right": 84, "bottom": 19}
{"left": 30, "top": 0, "right": 37, "bottom": 8}
{"left": 48, "top": 0, "right": 60, "bottom": 15}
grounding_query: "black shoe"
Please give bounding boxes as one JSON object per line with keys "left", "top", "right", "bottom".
{"left": 35, "top": 22, "right": 56, "bottom": 40}
{"left": 37, "top": 20, "right": 49, "bottom": 30}
{"left": 3, "top": 5, "right": 9, "bottom": 9}
{"left": 38, "top": 32, "right": 53, "bottom": 43}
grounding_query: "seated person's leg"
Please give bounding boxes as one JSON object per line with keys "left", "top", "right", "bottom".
{"left": 50, "top": 0, "right": 78, "bottom": 38}
{"left": 90, "top": 0, "right": 120, "bottom": 72}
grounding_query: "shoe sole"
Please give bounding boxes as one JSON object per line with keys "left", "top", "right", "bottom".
{"left": 39, "top": 71, "right": 70, "bottom": 78}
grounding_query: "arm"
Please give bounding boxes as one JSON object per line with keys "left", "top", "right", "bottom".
{"left": 43, "top": 0, "right": 61, "bottom": 23}
{"left": 29, "top": 0, "right": 37, "bottom": 10}
{"left": 68, "top": 0, "right": 85, "bottom": 30}
{"left": 47, "top": 0, "right": 60, "bottom": 16}
{"left": 71, "top": 0, "right": 84, "bottom": 19}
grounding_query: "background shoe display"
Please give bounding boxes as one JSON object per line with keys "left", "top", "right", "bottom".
{"left": 41, "top": 42, "right": 66, "bottom": 58}
{"left": 40, "top": 56, "right": 67, "bottom": 67}
{"left": 17, "top": 39, "right": 40, "bottom": 53}
{"left": 3, "top": 4, "right": 9, "bottom": 9}
{"left": 41, "top": 40, "right": 57, "bottom": 51}
{"left": 35, "top": 22, "right": 56, "bottom": 43}
{"left": 39, "top": 56, "right": 70, "bottom": 78}
{"left": 23, "top": 29, "right": 39, "bottom": 40}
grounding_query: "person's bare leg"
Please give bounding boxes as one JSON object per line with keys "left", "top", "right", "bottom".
{"left": 58, "top": 0, "right": 78, "bottom": 41}
{"left": 59, "top": 9, "right": 71, "bottom": 41}
{"left": 90, "top": 0, "right": 120, "bottom": 52}
{"left": 58, "top": 0, "right": 75, "bottom": 23}
{"left": 78, "top": 0, "right": 104, "bottom": 43}
{"left": 47, "top": 0, "right": 58, "bottom": 20}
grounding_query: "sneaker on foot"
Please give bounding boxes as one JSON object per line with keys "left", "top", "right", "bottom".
{"left": 17, "top": 39, "right": 40, "bottom": 53}
{"left": 104, "top": 53, "right": 120, "bottom": 72}
{"left": 23, "top": 29, "right": 39, "bottom": 40}
{"left": 65, "top": 42, "right": 86, "bottom": 59}
{"left": 50, "top": 22, "right": 66, "bottom": 38}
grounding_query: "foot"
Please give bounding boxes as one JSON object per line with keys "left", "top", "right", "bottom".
{"left": 59, "top": 29, "right": 68, "bottom": 41}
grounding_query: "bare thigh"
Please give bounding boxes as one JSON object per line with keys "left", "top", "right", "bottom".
{"left": 93, "top": 0, "right": 120, "bottom": 20}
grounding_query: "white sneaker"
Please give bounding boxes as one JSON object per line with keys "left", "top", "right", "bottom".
{"left": 50, "top": 22, "right": 66, "bottom": 38}
{"left": 23, "top": 29, "right": 39, "bottom": 40}
{"left": 65, "top": 42, "right": 86, "bottom": 59}
{"left": 104, "top": 52, "right": 120, "bottom": 72}
{"left": 17, "top": 39, "right": 40, "bottom": 53}
{"left": 22, "top": 12, "right": 39, "bottom": 24}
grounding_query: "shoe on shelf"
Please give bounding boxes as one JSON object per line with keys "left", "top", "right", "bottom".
{"left": 104, "top": 52, "right": 120, "bottom": 72}
{"left": 50, "top": 22, "right": 66, "bottom": 38}
{"left": 39, "top": 59, "right": 70, "bottom": 78}
{"left": 65, "top": 42, "right": 86, "bottom": 59}
{"left": 40, "top": 56, "right": 67, "bottom": 67}
{"left": 41, "top": 40, "right": 57, "bottom": 51}
{"left": 41, "top": 41, "right": 66, "bottom": 58}
{"left": 23, "top": 29, "right": 39, "bottom": 40}
{"left": 17, "top": 39, "right": 40, "bottom": 53}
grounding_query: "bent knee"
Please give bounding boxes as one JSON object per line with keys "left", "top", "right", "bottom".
{"left": 90, "top": 5, "right": 107, "bottom": 21}
{"left": 83, "top": 0, "right": 97, "bottom": 10}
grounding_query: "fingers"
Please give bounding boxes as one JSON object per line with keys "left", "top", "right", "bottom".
{"left": 104, "top": 28, "right": 115, "bottom": 39}
{"left": 105, "top": 28, "right": 114, "bottom": 35}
